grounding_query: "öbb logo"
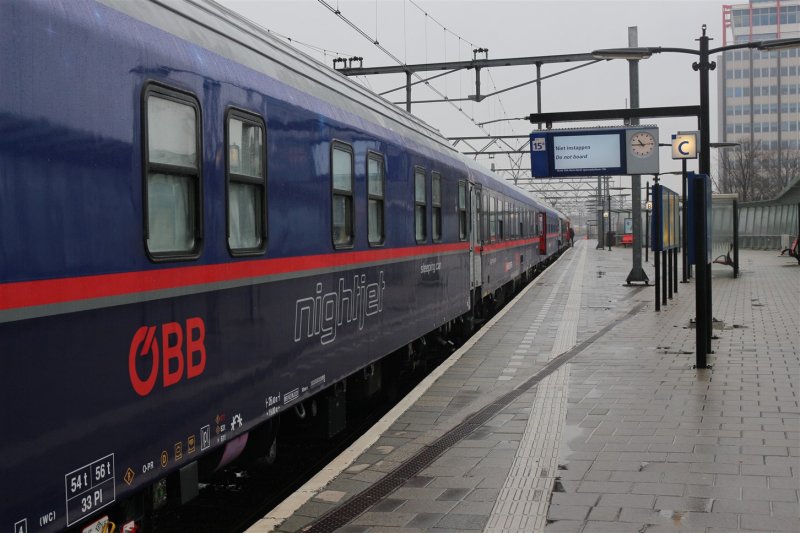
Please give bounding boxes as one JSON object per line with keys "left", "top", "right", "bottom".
{"left": 128, "top": 317, "right": 207, "bottom": 396}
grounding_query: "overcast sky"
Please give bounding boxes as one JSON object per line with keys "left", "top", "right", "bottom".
{"left": 219, "top": 0, "right": 726, "bottom": 201}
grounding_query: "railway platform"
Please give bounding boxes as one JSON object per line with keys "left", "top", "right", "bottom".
{"left": 251, "top": 240, "right": 799, "bottom": 533}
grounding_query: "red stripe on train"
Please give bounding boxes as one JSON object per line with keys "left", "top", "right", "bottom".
{"left": 0, "top": 242, "right": 470, "bottom": 311}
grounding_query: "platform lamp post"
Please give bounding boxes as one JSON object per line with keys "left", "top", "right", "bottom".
{"left": 593, "top": 28, "right": 800, "bottom": 370}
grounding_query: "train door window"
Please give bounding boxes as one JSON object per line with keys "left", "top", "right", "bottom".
{"left": 226, "top": 110, "right": 266, "bottom": 255}
{"left": 521, "top": 209, "right": 526, "bottom": 238}
{"left": 489, "top": 196, "right": 497, "bottom": 242}
{"left": 367, "top": 152, "right": 385, "bottom": 246}
{"left": 414, "top": 167, "right": 427, "bottom": 243}
{"left": 432, "top": 172, "right": 442, "bottom": 242}
{"left": 144, "top": 85, "right": 202, "bottom": 259}
{"left": 514, "top": 205, "right": 518, "bottom": 239}
{"left": 475, "top": 188, "right": 482, "bottom": 243}
{"left": 482, "top": 192, "right": 488, "bottom": 243}
{"left": 499, "top": 200, "right": 505, "bottom": 241}
{"left": 458, "top": 181, "right": 467, "bottom": 241}
{"left": 332, "top": 142, "right": 354, "bottom": 248}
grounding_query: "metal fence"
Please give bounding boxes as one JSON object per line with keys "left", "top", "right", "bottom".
{"left": 737, "top": 203, "right": 798, "bottom": 250}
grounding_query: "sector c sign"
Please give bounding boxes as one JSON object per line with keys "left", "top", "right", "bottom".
{"left": 671, "top": 132, "right": 698, "bottom": 160}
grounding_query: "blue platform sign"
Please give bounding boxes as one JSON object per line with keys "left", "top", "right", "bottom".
{"left": 531, "top": 129, "right": 626, "bottom": 177}
{"left": 531, "top": 126, "right": 659, "bottom": 177}
{"left": 687, "top": 172, "right": 713, "bottom": 265}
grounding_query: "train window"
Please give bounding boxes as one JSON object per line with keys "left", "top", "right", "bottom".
{"left": 481, "top": 192, "right": 488, "bottom": 243}
{"left": 518, "top": 206, "right": 523, "bottom": 238}
{"left": 499, "top": 201, "right": 505, "bottom": 241}
{"left": 332, "top": 142, "right": 354, "bottom": 248}
{"left": 143, "top": 85, "right": 202, "bottom": 259}
{"left": 432, "top": 172, "right": 442, "bottom": 242}
{"left": 523, "top": 210, "right": 528, "bottom": 238}
{"left": 489, "top": 196, "right": 497, "bottom": 242}
{"left": 367, "top": 152, "right": 385, "bottom": 246}
{"left": 226, "top": 110, "right": 266, "bottom": 255}
{"left": 458, "top": 181, "right": 467, "bottom": 241}
{"left": 414, "top": 167, "right": 427, "bottom": 243}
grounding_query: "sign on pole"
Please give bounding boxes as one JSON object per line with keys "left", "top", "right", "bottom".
{"left": 531, "top": 126, "right": 659, "bottom": 177}
{"left": 651, "top": 184, "right": 681, "bottom": 252}
{"left": 671, "top": 131, "right": 699, "bottom": 160}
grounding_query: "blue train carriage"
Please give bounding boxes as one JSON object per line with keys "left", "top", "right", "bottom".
{"left": 0, "top": 1, "right": 476, "bottom": 531}
{"left": 0, "top": 1, "right": 567, "bottom": 531}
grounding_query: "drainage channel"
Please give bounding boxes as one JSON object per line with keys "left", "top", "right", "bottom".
{"left": 302, "top": 301, "right": 647, "bottom": 533}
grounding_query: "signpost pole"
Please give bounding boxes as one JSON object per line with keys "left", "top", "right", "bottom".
{"left": 626, "top": 26, "right": 648, "bottom": 284}
{"left": 662, "top": 247, "right": 668, "bottom": 305}
{"left": 733, "top": 198, "right": 739, "bottom": 279}
{"left": 653, "top": 178, "right": 660, "bottom": 311}
{"left": 607, "top": 178, "right": 612, "bottom": 251}
{"left": 696, "top": 28, "right": 714, "bottom": 359}
{"left": 668, "top": 248, "right": 673, "bottom": 299}
{"left": 645, "top": 181, "right": 650, "bottom": 263}
{"left": 681, "top": 158, "right": 689, "bottom": 282}
{"left": 693, "top": 174, "right": 708, "bottom": 368}
{"left": 655, "top": 253, "right": 661, "bottom": 311}
{"left": 597, "top": 176, "right": 604, "bottom": 249}
{"left": 673, "top": 246, "right": 679, "bottom": 293}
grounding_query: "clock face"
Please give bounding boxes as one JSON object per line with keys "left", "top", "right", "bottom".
{"left": 630, "top": 131, "right": 656, "bottom": 158}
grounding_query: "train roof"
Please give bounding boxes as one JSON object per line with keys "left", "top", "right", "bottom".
{"left": 100, "top": 0, "right": 459, "bottom": 158}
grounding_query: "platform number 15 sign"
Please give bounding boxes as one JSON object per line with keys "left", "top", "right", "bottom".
{"left": 531, "top": 138, "right": 545, "bottom": 151}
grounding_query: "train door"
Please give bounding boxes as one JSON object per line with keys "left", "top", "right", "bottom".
{"left": 538, "top": 212, "right": 547, "bottom": 255}
{"left": 470, "top": 183, "right": 482, "bottom": 290}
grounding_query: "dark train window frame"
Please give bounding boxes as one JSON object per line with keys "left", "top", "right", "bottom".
{"left": 331, "top": 140, "right": 355, "bottom": 249}
{"left": 489, "top": 195, "right": 497, "bottom": 243}
{"left": 458, "top": 180, "right": 467, "bottom": 241}
{"left": 414, "top": 166, "right": 427, "bottom": 244}
{"left": 510, "top": 203, "right": 516, "bottom": 239}
{"left": 499, "top": 199, "right": 506, "bottom": 241}
{"left": 225, "top": 108, "right": 268, "bottom": 257}
{"left": 142, "top": 83, "right": 203, "bottom": 262}
{"left": 367, "top": 151, "right": 386, "bottom": 247}
{"left": 481, "top": 191, "right": 488, "bottom": 244}
{"left": 431, "top": 171, "right": 442, "bottom": 243}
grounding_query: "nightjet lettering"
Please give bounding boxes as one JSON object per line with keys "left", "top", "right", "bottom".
{"left": 294, "top": 271, "right": 386, "bottom": 345}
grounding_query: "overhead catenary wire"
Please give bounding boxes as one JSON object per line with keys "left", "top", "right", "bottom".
{"left": 265, "top": 27, "right": 355, "bottom": 60}
{"left": 315, "top": 0, "right": 502, "bottom": 145}
{"left": 404, "top": 1, "right": 522, "bottom": 164}
{"left": 407, "top": 0, "right": 475, "bottom": 48}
